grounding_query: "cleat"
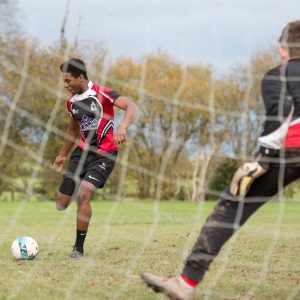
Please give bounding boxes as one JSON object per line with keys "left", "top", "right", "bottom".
{"left": 68, "top": 247, "right": 84, "bottom": 259}
{"left": 141, "top": 272, "right": 195, "bottom": 300}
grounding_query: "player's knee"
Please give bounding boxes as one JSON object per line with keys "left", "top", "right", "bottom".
{"left": 56, "top": 201, "right": 68, "bottom": 211}
{"left": 77, "top": 192, "right": 91, "bottom": 207}
{"left": 55, "top": 193, "right": 72, "bottom": 211}
{"left": 77, "top": 184, "right": 95, "bottom": 206}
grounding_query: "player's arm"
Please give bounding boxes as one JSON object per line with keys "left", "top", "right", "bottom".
{"left": 53, "top": 116, "right": 79, "bottom": 172}
{"left": 113, "top": 96, "right": 139, "bottom": 144}
{"left": 257, "top": 66, "right": 294, "bottom": 153}
{"left": 229, "top": 68, "right": 286, "bottom": 197}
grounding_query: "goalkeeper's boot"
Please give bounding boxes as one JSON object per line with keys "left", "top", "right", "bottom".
{"left": 141, "top": 272, "right": 195, "bottom": 300}
{"left": 68, "top": 246, "right": 84, "bottom": 259}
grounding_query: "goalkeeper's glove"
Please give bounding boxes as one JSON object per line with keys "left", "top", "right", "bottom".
{"left": 229, "top": 161, "right": 268, "bottom": 197}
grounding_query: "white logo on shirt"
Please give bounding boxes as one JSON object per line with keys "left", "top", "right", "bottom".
{"left": 91, "top": 102, "right": 97, "bottom": 111}
{"left": 99, "top": 162, "right": 106, "bottom": 170}
{"left": 88, "top": 175, "right": 100, "bottom": 182}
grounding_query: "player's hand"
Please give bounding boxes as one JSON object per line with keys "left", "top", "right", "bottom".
{"left": 229, "top": 161, "right": 268, "bottom": 197}
{"left": 114, "top": 125, "right": 127, "bottom": 144}
{"left": 53, "top": 155, "right": 67, "bottom": 172}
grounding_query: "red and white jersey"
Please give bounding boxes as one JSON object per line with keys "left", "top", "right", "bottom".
{"left": 66, "top": 81, "right": 120, "bottom": 153}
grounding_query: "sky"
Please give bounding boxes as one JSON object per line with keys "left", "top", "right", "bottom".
{"left": 18, "top": 0, "right": 300, "bottom": 74}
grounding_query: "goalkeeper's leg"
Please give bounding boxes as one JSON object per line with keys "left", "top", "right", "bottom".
{"left": 182, "top": 164, "right": 300, "bottom": 283}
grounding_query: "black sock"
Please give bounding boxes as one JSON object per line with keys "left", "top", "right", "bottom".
{"left": 74, "top": 230, "right": 87, "bottom": 253}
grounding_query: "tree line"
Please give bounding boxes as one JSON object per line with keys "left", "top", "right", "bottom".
{"left": 1, "top": 0, "right": 298, "bottom": 201}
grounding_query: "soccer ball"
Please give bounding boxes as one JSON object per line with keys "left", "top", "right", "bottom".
{"left": 11, "top": 237, "right": 39, "bottom": 260}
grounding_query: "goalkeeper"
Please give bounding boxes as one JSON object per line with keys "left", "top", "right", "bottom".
{"left": 141, "top": 20, "right": 300, "bottom": 300}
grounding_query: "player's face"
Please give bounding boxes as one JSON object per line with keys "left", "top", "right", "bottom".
{"left": 62, "top": 72, "right": 83, "bottom": 94}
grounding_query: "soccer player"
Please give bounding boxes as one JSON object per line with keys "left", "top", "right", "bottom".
{"left": 141, "top": 20, "right": 300, "bottom": 300}
{"left": 53, "top": 58, "right": 138, "bottom": 259}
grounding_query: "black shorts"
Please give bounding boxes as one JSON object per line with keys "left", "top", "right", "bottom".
{"left": 59, "top": 147, "right": 118, "bottom": 196}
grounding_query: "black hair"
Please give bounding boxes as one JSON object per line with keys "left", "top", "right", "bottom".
{"left": 59, "top": 58, "right": 88, "bottom": 80}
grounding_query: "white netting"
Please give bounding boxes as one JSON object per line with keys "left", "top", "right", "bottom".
{"left": 0, "top": 1, "right": 299, "bottom": 299}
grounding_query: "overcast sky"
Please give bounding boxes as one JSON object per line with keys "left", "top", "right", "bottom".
{"left": 18, "top": 0, "right": 300, "bottom": 74}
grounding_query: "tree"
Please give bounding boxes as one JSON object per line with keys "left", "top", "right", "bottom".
{"left": 208, "top": 157, "right": 239, "bottom": 199}
{"left": 109, "top": 53, "right": 213, "bottom": 199}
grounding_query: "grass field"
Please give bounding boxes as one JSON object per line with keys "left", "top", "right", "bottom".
{"left": 0, "top": 200, "right": 299, "bottom": 300}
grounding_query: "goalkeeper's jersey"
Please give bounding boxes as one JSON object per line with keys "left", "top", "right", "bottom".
{"left": 258, "top": 58, "right": 300, "bottom": 153}
{"left": 66, "top": 81, "right": 120, "bottom": 153}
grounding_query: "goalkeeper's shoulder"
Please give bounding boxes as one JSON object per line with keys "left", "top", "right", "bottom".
{"left": 262, "top": 65, "right": 281, "bottom": 79}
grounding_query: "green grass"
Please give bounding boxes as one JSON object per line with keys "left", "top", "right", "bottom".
{"left": 0, "top": 200, "right": 299, "bottom": 300}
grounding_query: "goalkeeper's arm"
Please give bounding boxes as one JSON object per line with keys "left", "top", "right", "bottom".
{"left": 230, "top": 65, "right": 293, "bottom": 197}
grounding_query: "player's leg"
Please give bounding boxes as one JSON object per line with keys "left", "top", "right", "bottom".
{"left": 56, "top": 147, "right": 83, "bottom": 210}
{"left": 55, "top": 192, "right": 72, "bottom": 210}
{"left": 56, "top": 171, "right": 79, "bottom": 210}
{"left": 69, "top": 151, "right": 118, "bottom": 259}
{"left": 69, "top": 180, "right": 96, "bottom": 259}
{"left": 182, "top": 163, "right": 300, "bottom": 282}
{"left": 141, "top": 164, "right": 300, "bottom": 298}
{"left": 76, "top": 181, "right": 96, "bottom": 231}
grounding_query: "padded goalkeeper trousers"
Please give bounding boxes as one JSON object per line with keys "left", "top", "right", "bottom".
{"left": 182, "top": 162, "right": 300, "bottom": 282}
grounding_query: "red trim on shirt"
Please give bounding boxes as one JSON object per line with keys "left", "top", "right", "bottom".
{"left": 284, "top": 123, "right": 300, "bottom": 148}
